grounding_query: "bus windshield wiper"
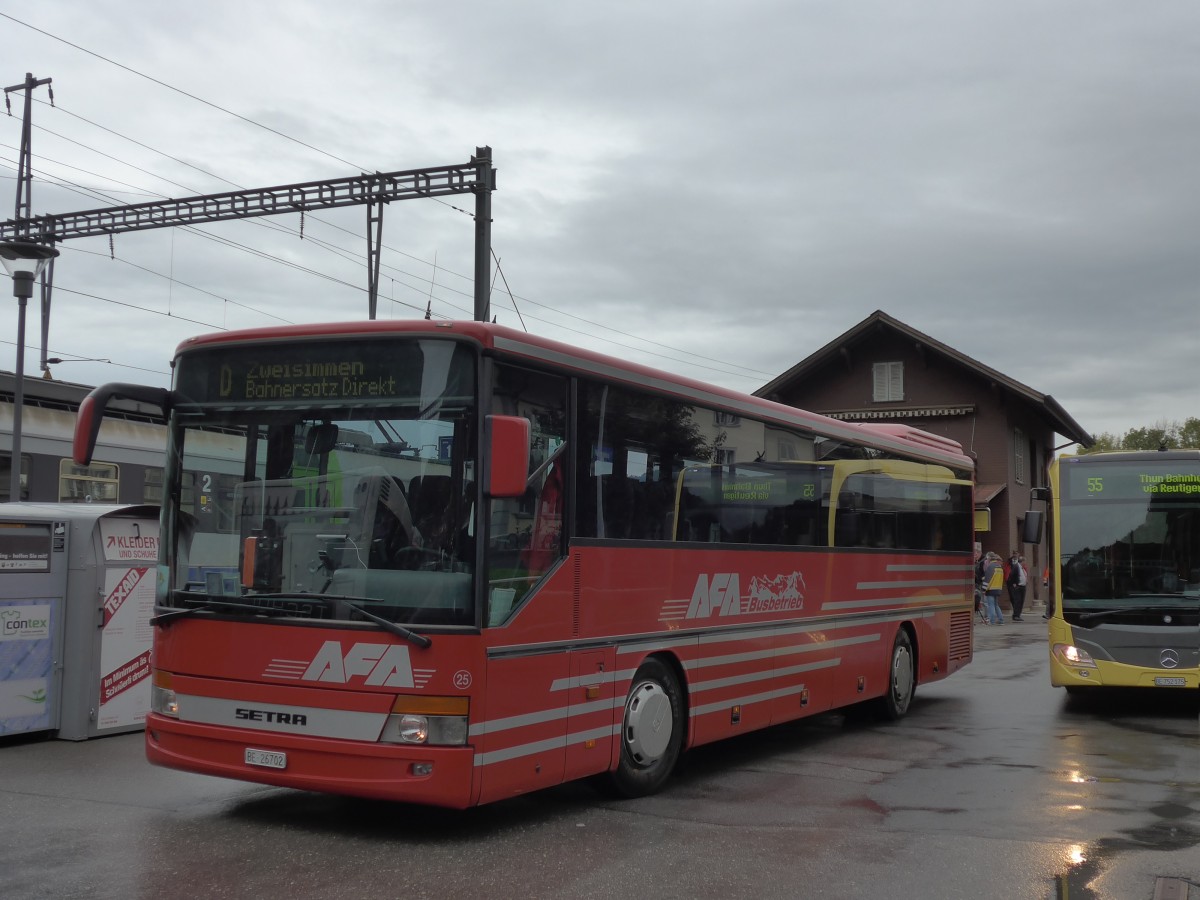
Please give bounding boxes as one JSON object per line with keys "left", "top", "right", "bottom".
{"left": 326, "top": 595, "right": 432, "bottom": 648}
{"left": 152, "top": 598, "right": 296, "bottom": 626}
{"left": 1077, "top": 600, "right": 1192, "bottom": 623}
{"left": 1120, "top": 592, "right": 1194, "bottom": 600}
{"left": 250, "top": 591, "right": 433, "bottom": 648}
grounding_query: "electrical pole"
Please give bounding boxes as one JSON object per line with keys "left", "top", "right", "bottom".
{"left": 3, "top": 74, "right": 53, "bottom": 500}
{"left": 4, "top": 74, "right": 58, "bottom": 377}
{"left": 472, "top": 146, "right": 494, "bottom": 323}
{"left": 5, "top": 73, "right": 52, "bottom": 229}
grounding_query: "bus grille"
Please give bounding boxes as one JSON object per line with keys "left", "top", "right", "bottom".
{"left": 949, "top": 611, "right": 973, "bottom": 661}
{"left": 572, "top": 551, "right": 582, "bottom": 638}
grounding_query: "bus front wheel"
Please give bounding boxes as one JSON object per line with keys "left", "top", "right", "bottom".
{"left": 877, "top": 629, "right": 916, "bottom": 720}
{"left": 607, "top": 657, "right": 683, "bottom": 798}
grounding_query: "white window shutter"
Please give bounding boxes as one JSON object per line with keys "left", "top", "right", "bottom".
{"left": 873, "top": 362, "right": 903, "bottom": 402}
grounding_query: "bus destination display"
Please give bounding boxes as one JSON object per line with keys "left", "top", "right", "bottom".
{"left": 174, "top": 340, "right": 470, "bottom": 405}
{"left": 1063, "top": 461, "right": 1200, "bottom": 501}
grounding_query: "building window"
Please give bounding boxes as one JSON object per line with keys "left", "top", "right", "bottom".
{"left": 714, "top": 411, "right": 741, "bottom": 427}
{"left": 59, "top": 459, "right": 120, "bottom": 503}
{"left": 714, "top": 447, "right": 736, "bottom": 467}
{"left": 872, "top": 362, "right": 904, "bottom": 402}
{"left": 1014, "top": 428, "right": 1025, "bottom": 485}
{"left": 143, "top": 467, "right": 164, "bottom": 504}
{"left": 0, "top": 453, "right": 30, "bottom": 502}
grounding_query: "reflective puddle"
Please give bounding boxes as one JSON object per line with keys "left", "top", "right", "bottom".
{"left": 1052, "top": 819, "right": 1200, "bottom": 898}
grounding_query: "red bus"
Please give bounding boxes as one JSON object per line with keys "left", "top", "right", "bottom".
{"left": 74, "top": 320, "right": 976, "bottom": 808}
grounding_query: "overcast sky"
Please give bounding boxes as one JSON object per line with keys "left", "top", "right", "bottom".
{"left": 2, "top": 2, "right": 1198, "bottom": 441}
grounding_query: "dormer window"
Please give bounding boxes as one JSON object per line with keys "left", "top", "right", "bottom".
{"left": 872, "top": 361, "right": 904, "bottom": 402}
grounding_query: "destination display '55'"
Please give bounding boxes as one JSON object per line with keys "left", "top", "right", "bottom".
{"left": 1064, "top": 460, "right": 1200, "bottom": 500}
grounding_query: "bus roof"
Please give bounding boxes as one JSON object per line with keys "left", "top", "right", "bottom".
{"left": 175, "top": 319, "right": 973, "bottom": 471}
{"left": 1060, "top": 450, "right": 1200, "bottom": 463}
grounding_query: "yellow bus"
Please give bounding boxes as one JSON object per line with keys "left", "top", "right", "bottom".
{"left": 1034, "top": 451, "right": 1200, "bottom": 692}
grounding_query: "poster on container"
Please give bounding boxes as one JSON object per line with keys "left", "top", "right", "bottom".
{"left": 97, "top": 517, "right": 159, "bottom": 731}
{"left": 0, "top": 521, "right": 52, "bottom": 572}
{"left": 0, "top": 599, "right": 56, "bottom": 736}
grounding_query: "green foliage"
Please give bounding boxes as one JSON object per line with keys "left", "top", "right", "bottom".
{"left": 1078, "top": 417, "right": 1200, "bottom": 454}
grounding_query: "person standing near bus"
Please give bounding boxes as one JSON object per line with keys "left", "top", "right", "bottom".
{"left": 1007, "top": 552, "right": 1028, "bottom": 621}
{"left": 981, "top": 552, "right": 1005, "bottom": 624}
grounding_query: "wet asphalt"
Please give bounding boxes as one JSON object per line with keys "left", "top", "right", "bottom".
{"left": 1, "top": 604, "right": 1197, "bottom": 899}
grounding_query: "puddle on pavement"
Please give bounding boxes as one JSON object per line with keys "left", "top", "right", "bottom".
{"left": 1051, "top": 817, "right": 1200, "bottom": 898}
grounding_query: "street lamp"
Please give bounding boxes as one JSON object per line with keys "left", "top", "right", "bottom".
{"left": 1, "top": 239, "right": 60, "bottom": 502}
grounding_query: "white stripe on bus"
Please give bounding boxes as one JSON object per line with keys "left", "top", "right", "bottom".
{"left": 855, "top": 578, "right": 969, "bottom": 590}
{"left": 688, "top": 657, "right": 840, "bottom": 694}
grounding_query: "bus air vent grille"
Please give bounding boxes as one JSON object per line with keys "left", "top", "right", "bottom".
{"left": 948, "top": 610, "right": 973, "bottom": 661}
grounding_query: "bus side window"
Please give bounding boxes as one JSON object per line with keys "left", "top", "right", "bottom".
{"left": 835, "top": 508, "right": 862, "bottom": 547}
{"left": 522, "top": 457, "right": 563, "bottom": 576}
{"left": 486, "top": 362, "right": 568, "bottom": 622}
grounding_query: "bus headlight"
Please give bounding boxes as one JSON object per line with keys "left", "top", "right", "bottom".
{"left": 151, "top": 671, "right": 180, "bottom": 717}
{"left": 398, "top": 715, "right": 428, "bottom": 743}
{"left": 1052, "top": 644, "right": 1097, "bottom": 668}
{"left": 380, "top": 695, "right": 469, "bottom": 746}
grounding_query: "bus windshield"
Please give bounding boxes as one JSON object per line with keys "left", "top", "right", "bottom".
{"left": 165, "top": 336, "right": 478, "bottom": 627}
{"left": 1059, "top": 458, "right": 1200, "bottom": 610}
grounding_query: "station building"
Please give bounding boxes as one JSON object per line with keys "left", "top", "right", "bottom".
{"left": 756, "top": 310, "right": 1094, "bottom": 607}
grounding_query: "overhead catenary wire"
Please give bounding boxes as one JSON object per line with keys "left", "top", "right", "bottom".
{"left": 1, "top": 15, "right": 777, "bottom": 386}
{"left": 6, "top": 148, "right": 775, "bottom": 383}
{"left": 0, "top": 337, "right": 166, "bottom": 377}
{"left": 4, "top": 146, "right": 770, "bottom": 383}
{"left": 3, "top": 120, "right": 482, "bottom": 314}
{"left": 491, "top": 249, "right": 527, "bottom": 333}
{"left": 1, "top": 11, "right": 366, "bottom": 173}
{"left": 12, "top": 106, "right": 776, "bottom": 383}
{"left": 0, "top": 159, "right": 434, "bottom": 319}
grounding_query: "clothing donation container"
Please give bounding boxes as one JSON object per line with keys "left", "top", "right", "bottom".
{"left": 0, "top": 503, "right": 159, "bottom": 740}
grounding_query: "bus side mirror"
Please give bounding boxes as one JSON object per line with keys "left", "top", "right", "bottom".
{"left": 485, "top": 415, "right": 530, "bottom": 498}
{"left": 1021, "top": 511, "right": 1044, "bottom": 545}
{"left": 74, "top": 383, "right": 172, "bottom": 465}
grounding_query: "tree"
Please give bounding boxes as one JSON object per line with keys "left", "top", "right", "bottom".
{"left": 1077, "top": 418, "right": 1200, "bottom": 454}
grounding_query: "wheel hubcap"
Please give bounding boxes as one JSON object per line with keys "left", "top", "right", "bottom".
{"left": 624, "top": 682, "right": 673, "bottom": 765}
{"left": 893, "top": 647, "right": 913, "bottom": 705}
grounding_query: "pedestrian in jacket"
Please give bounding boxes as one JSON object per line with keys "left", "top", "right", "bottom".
{"left": 981, "top": 552, "right": 1005, "bottom": 625}
{"left": 1007, "top": 553, "right": 1028, "bottom": 621}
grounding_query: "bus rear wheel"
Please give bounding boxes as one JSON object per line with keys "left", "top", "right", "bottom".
{"left": 877, "top": 629, "right": 915, "bottom": 720}
{"left": 607, "top": 657, "right": 683, "bottom": 798}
